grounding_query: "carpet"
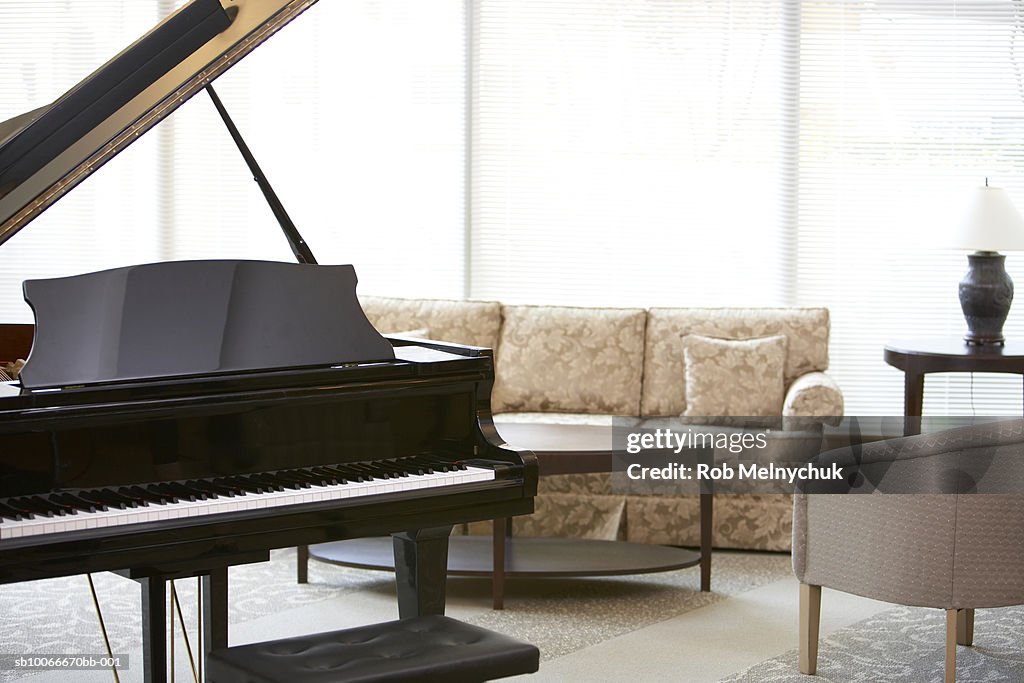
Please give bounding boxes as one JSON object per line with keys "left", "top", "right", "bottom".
{"left": 0, "top": 548, "right": 791, "bottom": 682}
{"left": 722, "top": 603, "right": 1024, "bottom": 682}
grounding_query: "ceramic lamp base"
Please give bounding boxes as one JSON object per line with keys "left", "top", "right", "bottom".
{"left": 959, "top": 251, "right": 1013, "bottom": 345}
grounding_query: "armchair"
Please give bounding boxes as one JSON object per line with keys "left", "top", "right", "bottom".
{"left": 792, "top": 419, "right": 1024, "bottom": 682}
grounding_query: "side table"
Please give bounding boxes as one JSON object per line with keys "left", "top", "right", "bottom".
{"left": 884, "top": 338, "right": 1024, "bottom": 420}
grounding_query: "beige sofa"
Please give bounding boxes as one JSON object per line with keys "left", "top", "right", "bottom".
{"left": 361, "top": 296, "right": 843, "bottom": 551}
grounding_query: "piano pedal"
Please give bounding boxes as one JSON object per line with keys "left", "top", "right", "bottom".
{"left": 169, "top": 579, "right": 201, "bottom": 683}
{"left": 86, "top": 574, "right": 121, "bottom": 682}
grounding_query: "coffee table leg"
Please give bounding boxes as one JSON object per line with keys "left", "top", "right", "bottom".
{"left": 492, "top": 518, "right": 507, "bottom": 610}
{"left": 699, "top": 492, "right": 713, "bottom": 591}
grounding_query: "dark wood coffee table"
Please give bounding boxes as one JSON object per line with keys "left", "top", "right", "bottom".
{"left": 305, "top": 422, "right": 711, "bottom": 610}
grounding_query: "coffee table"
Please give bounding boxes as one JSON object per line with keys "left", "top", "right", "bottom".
{"left": 305, "top": 422, "right": 711, "bottom": 610}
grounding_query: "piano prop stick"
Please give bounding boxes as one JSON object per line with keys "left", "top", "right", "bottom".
{"left": 0, "top": 1, "right": 537, "bottom": 682}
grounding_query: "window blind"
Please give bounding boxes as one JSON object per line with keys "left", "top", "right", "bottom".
{"left": 469, "top": 0, "right": 791, "bottom": 308}
{"left": 797, "top": 0, "right": 1024, "bottom": 414}
{"left": 0, "top": 0, "right": 467, "bottom": 325}
{"left": 0, "top": 2, "right": 164, "bottom": 322}
{"left": 163, "top": 0, "right": 467, "bottom": 299}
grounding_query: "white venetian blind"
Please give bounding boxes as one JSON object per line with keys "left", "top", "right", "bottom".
{"left": 0, "top": 0, "right": 467, "bottom": 325}
{"left": 0, "top": 2, "right": 165, "bottom": 322}
{"left": 469, "top": 0, "right": 791, "bottom": 307}
{"left": 162, "top": 0, "right": 467, "bottom": 299}
{"left": 797, "top": 0, "right": 1024, "bottom": 415}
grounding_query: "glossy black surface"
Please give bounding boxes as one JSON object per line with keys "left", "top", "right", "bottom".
{"left": 21, "top": 259, "right": 395, "bottom": 389}
{"left": 0, "top": 337, "right": 536, "bottom": 577}
{"left": 0, "top": 346, "right": 530, "bottom": 474}
{"left": 0, "top": 0, "right": 231, "bottom": 199}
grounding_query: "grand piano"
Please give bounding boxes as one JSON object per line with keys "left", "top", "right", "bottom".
{"left": 0, "top": 2, "right": 537, "bottom": 681}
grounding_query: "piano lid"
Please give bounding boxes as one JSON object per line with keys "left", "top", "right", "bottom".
{"left": 0, "top": 0, "right": 320, "bottom": 246}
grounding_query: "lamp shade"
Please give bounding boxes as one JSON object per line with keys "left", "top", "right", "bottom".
{"left": 951, "top": 184, "right": 1024, "bottom": 252}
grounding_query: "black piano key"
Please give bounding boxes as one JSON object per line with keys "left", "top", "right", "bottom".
{"left": 366, "top": 462, "right": 401, "bottom": 478}
{"left": 290, "top": 470, "right": 330, "bottom": 486}
{"left": 121, "top": 486, "right": 167, "bottom": 505}
{"left": 148, "top": 483, "right": 182, "bottom": 503}
{"left": 311, "top": 466, "right": 345, "bottom": 484}
{"left": 101, "top": 489, "right": 142, "bottom": 508}
{"left": 111, "top": 487, "right": 152, "bottom": 507}
{"left": 0, "top": 501, "right": 29, "bottom": 521}
{"left": 57, "top": 492, "right": 98, "bottom": 513}
{"left": 248, "top": 473, "right": 289, "bottom": 492}
{"left": 43, "top": 494, "right": 79, "bottom": 515}
{"left": 209, "top": 478, "right": 247, "bottom": 496}
{"left": 80, "top": 490, "right": 121, "bottom": 510}
{"left": 189, "top": 479, "right": 237, "bottom": 498}
{"left": 267, "top": 472, "right": 310, "bottom": 489}
{"left": 348, "top": 463, "right": 384, "bottom": 480}
{"left": 334, "top": 466, "right": 368, "bottom": 482}
{"left": 11, "top": 497, "right": 56, "bottom": 517}
{"left": 220, "top": 476, "right": 265, "bottom": 494}
{"left": 169, "top": 482, "right": 206, "bottom": 501}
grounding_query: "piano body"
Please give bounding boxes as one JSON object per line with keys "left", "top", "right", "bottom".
{"left": 0, "top": 2, "right": 537, "bottom": 681}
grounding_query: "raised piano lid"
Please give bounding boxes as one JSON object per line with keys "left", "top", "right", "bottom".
{"left": 19, "top": 259, "right": 395, "bottom": 389}
{"left": 0, "top": 0, "right": 321, "bottom": 245}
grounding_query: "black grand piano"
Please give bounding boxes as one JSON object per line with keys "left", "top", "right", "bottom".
{"left": 0, "top": 1, "right": 537, "bottom": 681}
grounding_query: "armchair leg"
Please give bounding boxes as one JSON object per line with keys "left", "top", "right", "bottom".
{"left": 956, "top": 608, "right": 974, "bottom": 646}
{"left": 799, "top": 583, "right": 821, "bottom": 675}
{"left": 946, "top": 609, "right": 958, "bottom": 683}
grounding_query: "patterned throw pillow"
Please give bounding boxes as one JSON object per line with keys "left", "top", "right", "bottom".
{"left": 682, "top": 334, "right": 788, "bottom": 417}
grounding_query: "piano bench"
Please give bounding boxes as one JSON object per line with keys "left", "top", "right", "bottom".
{"left": 205, "top": 615, "right": 539, "bottom": 683}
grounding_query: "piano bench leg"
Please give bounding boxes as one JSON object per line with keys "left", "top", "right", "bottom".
{"left": 296, "top": 545, "right": 309, "bottom": 584}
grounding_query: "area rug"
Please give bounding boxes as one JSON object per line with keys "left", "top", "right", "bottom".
{"left": 721, "top": 603, "right": 1024, "bottom": 682}
{"left": 0, "top": 548, "right": 790, "bottom": 681}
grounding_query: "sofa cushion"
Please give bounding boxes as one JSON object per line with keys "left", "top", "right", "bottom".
{"left": 492, "top": 305, "right": 646, "bottom": 415}
{"left": 682, "top": 334, "right": 788, "bottom": 418}
{"left": 642, "top": 308, "right": 830, "bottom": 416}
{"left": 359, "top": 296, "right": 502, "bottom": 349}
{"left": 494, "top": 412, "right": 641, "bottom": 428}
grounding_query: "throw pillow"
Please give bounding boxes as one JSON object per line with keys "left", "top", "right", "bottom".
{"left": 682, "top": 334, "right": 788, "bottom": 418}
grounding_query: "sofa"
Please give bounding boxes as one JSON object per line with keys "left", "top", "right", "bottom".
{"left": 361, "top": 296, "right": 843, "bottom": 552}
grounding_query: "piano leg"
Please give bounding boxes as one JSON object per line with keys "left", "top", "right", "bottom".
{"left": 296, "top": 544, "right": 309, "bottom": 584}
{"left": 140, "top": 577, "right": 167, "bottom": 683}
{"left": 202, "top": 568, "right": 229, "bottom": 652}
{"left": 392, "top": 526, "right": 453, "bottom": 618}
{"left": 492, "top": 518, "right": 508, "bottom": 610}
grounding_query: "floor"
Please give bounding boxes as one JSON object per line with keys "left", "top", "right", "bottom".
{"left": 11, "top": 550, "right": 892, "bottom": 683}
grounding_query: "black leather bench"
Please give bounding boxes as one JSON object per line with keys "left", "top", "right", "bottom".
{"left": 206, "top": 615, "right": 540, "bottom": 682}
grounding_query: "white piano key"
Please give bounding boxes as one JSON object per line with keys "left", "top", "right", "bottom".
{"left": 0, "top": 464, "right": 496, "bottom": 542}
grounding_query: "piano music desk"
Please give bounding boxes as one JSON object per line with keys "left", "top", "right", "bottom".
{"left": 307, "top": 422, "right": 712, "bottom": 610}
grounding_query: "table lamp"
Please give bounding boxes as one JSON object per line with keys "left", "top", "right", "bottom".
{"left": 951, "top": 180, "right": 1024, "bottom": 345}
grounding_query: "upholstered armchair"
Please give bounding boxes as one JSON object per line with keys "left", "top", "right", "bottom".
{"left": 792, "top": 419, "right": 1024, "bottom": 683}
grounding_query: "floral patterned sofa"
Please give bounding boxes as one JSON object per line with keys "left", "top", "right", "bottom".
{"left": 361, "top": 296, "right": 843, "bottom": 552}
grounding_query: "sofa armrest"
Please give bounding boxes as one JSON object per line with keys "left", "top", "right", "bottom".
{"left": 783, "top": 372, "right": 843, "bottom": 424}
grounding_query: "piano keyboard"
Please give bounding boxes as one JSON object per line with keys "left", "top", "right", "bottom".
{"left": 0, "top": 456, "right": 495, "bottom": 541}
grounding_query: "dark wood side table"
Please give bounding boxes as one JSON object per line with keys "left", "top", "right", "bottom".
{"left": 884, "top": 338, "right": 1024, "bottom": 418}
